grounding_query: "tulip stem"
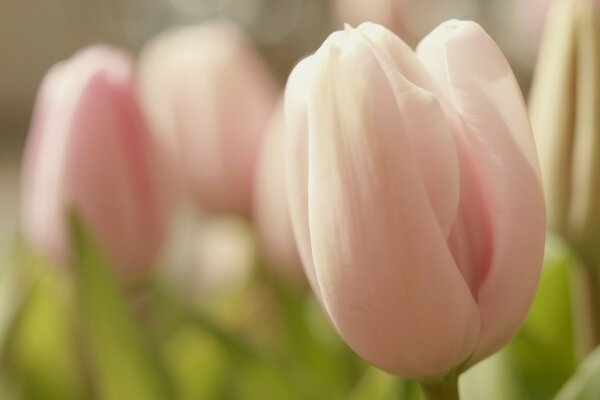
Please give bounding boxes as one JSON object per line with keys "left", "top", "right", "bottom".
{"left": 420, "top": 373, "right": 460, "bottom": 400}
{"left": 570, "top": 255, "right": 600, "bottom": 359}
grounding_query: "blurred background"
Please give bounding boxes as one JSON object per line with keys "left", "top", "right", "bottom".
{"left": 0, "top": 0, "right": 548, "bottom": 256}
{"left": 0, "top": 1, "right": 566, "bottom": 399}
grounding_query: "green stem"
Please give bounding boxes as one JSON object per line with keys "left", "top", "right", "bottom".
{"left": 420, "top": 373, "right": 460, "bottom": 400}
{"left": 570, "top": 256, "right": 600, "bottom": 359}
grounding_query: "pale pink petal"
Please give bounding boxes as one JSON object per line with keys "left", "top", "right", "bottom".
{"left": 359, "top": 22, "right": 486, "bottom": 297}
{"left": 306, "top": 29, "right": 480, "bottom": 379}
{"left": 357, "top": 22, "right": 460, "bottom": 237}
{"left": 417, "top": 20, "right": 546, "bottom": 364}
{"left": 285, "top": 56, "right": 322, "bottom": 298}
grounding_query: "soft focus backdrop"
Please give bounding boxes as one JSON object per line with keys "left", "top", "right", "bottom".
{"left": 1, "top": 0, "right": 547, "bottom": 260}
{"left": 0, "top": 1, "right": 563, "bottom": 399}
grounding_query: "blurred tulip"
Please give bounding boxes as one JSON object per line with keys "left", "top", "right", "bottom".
{"left": 530, "top": 0, "right": 600, "bottom": 260}
{"left": 529, "top": 0, "right": 600, "bottom": 358}
{"left": 285, "top": 22, "right": 545, "bottom": 380}
{"left": 21, "top": 46, "right": 168, "bottom": 282}
{"left": 137, "top": 20, "right": 279, "bottom": 214}
{"left": 253, "top": 102, "right": 303, "bottom": 283}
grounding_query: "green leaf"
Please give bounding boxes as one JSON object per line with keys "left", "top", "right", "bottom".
{"left": 69, "top": 214, "right": 174, "bottom": 400}
{"left": 232, "top": 360, "right": 309, "bottom": 400}
{"left": 0, "top": 243, "right": 26, "bottom": 365}
{"left": 269, "top": 277, "right": 361, "bottom": 399}
{"left": 150, "top": 280, "right": 316, "bottom": 400}
{"left": 5, "top": 257, "right": 85, "bottom": 400}
{"left": 556, "top": 346, "right": 600, "bottom": 400}
{"left": 184, "top": 308, "right": 314, "bottom": 400}
{"left": 506, "top": 240, "right": 575, "bottom": 399}
{"left": 460, "top": 237, "right": 575, "bottom": 400}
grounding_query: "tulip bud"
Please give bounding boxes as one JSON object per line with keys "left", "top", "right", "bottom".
{"left": 285, "top": 22, "right": 545, "bottom": 380}
{"left": 530, "top": 0, "right": 600, "bottom": 261}
{"left": 253, "top": 102, "right": 303, "bottom": 283}
{"left": 137, "top": 20, "right": 279, "bottom": 215}
{"left": 21, "top": 46, "right": 167, "bottom": 282}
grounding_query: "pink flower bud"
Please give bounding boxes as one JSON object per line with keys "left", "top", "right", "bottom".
{"left": 22, "top": 46, "right": 168, "bottom": 282}
{"left": 285, "top": 21, "right": 545, "bottom": 379}
{"left": 253, "top": 101, "right": 304, "bottom": 283}
{"left": 137, "top": 21, "right": 279, "bottom": 214}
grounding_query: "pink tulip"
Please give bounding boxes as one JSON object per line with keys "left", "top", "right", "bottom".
{"left": 22, "top": 46, "right": 168, "bottom": 282}
{"left": 285, "top": 21, "right": 545, "bottom": 379}
{"left": 137, "top": 21, "right": 279, "bottom": 214}
{"left": 253, "top": 102, "right": 303, "bottom": 283}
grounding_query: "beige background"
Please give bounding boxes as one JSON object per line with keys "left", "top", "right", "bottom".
{"left": 0, "top": 0, "right": 538, "bottom": 258}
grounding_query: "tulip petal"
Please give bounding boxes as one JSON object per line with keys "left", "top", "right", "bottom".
{"left": 23, "top": 46, "right": 166, "bottom": 280}
{"left": 358, "top": 24, "right": 486, "bottom": 293}
{"left": 305, "top": 29, "right": 480, "bottom": 379}
{"left": 417, "top": 20, "right": 546, "bottom": 364}
{"left": 67, "top": 50, "right": 164, "bottom": 274}
{"left": 357, "top": 22, "right": 461, "bottom": 237}
{"left": 285, "top": 57, "right": 322, "bottom": 299}
{"left": 22, "top": 60, "right": 78, "bottom": 265}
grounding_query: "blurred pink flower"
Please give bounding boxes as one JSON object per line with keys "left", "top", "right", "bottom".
{"left": 253, "top": 102, "right": 303, "bottom": 283}
{"left": 137, "top": 20, "right": 279, "bottom": 215}
{"left": 22, "top": 46, "right": 168, "bottom": 282}
{"left": 285, "top": 21, "right": 545, "bottom": 379}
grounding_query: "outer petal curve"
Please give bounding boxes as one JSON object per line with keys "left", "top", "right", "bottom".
{"left": 305, "top": 28, "right": 480, "bottom": 379}
{"left": 285, "top": 56, "right": 322, "bottom": 298}
{"left": 417, "top": 20, "right": 546, "bottom": 364}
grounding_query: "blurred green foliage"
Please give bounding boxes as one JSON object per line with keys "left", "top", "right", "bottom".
{"left": 70, "top": 216, "right": 175, "bottom": 400}
{"left": 2, "top": 228, "right": 600, "bottom": 399}
{"left": 506, "top": 243, "right": 575, "bottom": 399}
{"left": 4, "top": 255, "right": 84, "bottom": 400}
